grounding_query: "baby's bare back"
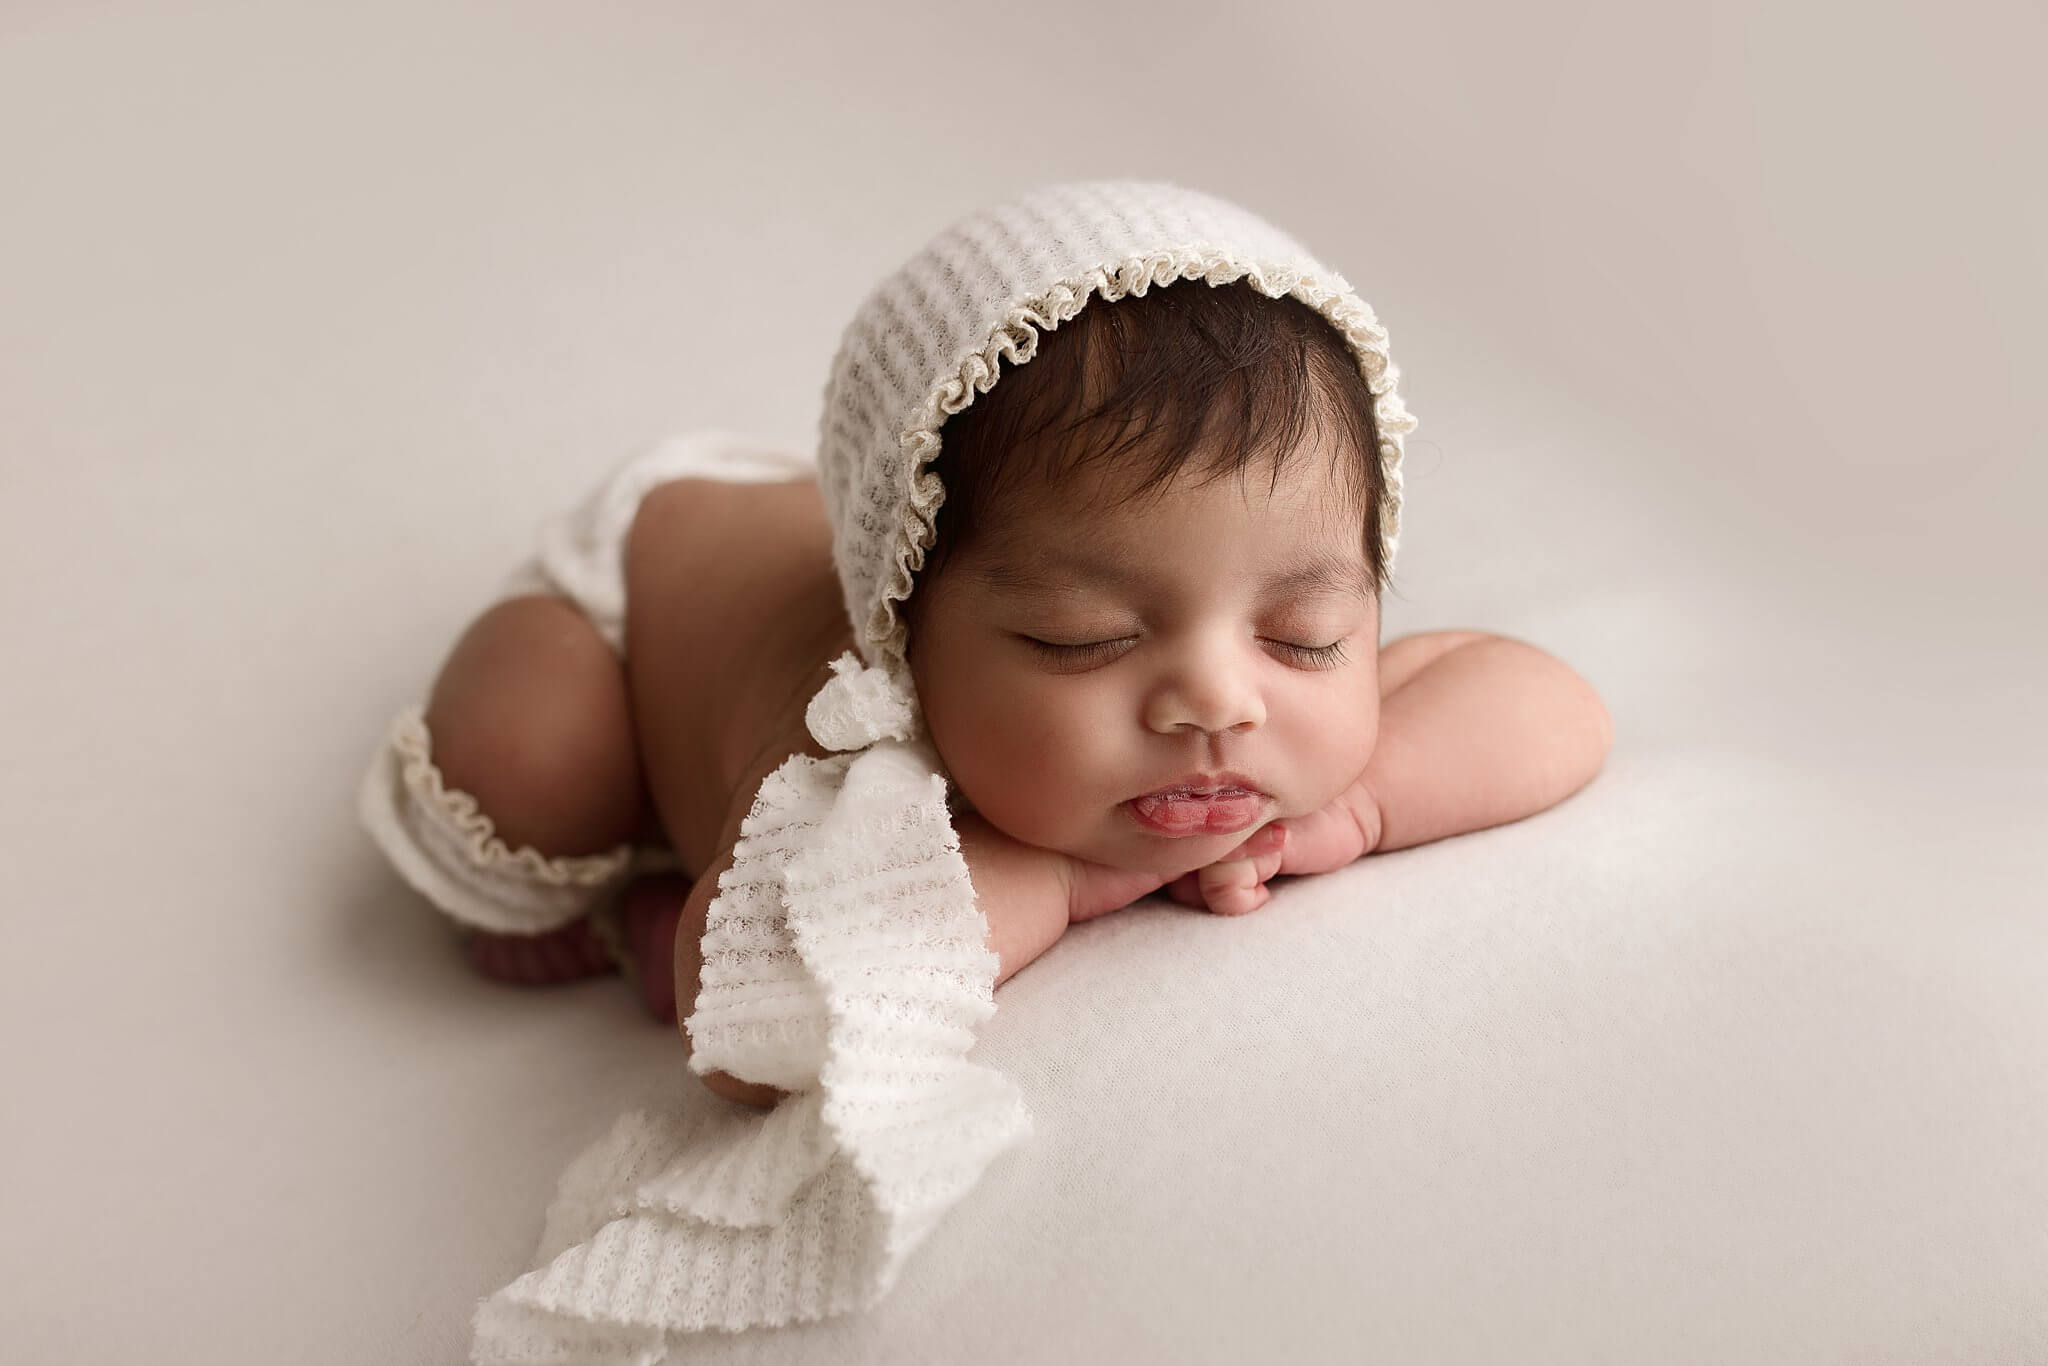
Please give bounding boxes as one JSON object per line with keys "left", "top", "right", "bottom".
{"left": 622, "top": 473, "right": 857, "bottom": 880}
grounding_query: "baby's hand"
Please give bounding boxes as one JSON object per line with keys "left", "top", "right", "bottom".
{"left": 1165, "top": 821, "right": 1290, "bottom": 916}
{"left": 1164, "top": 784, "right": 1380, "bottom": 915}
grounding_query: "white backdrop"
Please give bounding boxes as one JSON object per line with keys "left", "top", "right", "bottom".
{"left": 2, "top": 2, "right": 2042, "bottom": 1362}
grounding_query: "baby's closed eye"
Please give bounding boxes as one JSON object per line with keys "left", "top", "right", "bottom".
{"left": 1015, "top": 632, "right": 1353, "bottom": 670}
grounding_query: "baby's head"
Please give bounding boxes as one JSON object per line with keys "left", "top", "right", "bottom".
{"left": 813, "top": 180, "right": 1416, "bottom": 880}
{"left": 903, "top": 280, "right": 1387, "bottom": 877}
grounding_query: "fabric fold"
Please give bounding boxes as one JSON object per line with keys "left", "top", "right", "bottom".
{"left": 469, "top": 654, "right": 1031, "bottom": 1365}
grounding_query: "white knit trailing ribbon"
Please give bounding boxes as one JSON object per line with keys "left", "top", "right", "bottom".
{"left": 469, "top": 653, "right": 1029, "bottom": 1365}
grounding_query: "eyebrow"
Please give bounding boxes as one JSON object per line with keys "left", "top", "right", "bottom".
{"left": 973, "top": 546, "right": 1376, "bottom": 601}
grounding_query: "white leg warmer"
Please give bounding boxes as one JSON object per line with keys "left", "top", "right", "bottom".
{"left": 355, "top": 703, "right": 638, "bottom": 936}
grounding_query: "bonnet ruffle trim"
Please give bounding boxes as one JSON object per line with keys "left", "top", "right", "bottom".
{"left": 470, "top": 652, "right": 1028, "bottom": 1364}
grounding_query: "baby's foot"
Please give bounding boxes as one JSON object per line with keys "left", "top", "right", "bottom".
{"left": 619, "top": 873, "right": 691, "bottom": 1024}
{"left": 463, "top": 916, "right": 614, "bottom": 985}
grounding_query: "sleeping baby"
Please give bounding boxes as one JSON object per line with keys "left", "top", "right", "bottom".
{"left": 356, "top": 180, "right": 1612, "bottom": 1113}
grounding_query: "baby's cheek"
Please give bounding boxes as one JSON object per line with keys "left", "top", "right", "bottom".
{"left": 998, "top": 702, "right": 1084, "bottom": 800}
{"left": 937, "top": 687, "right": 1036, "bottom": 800}
{"left": 970, "top": 693, "right": 1103, "bottom": 840}
{"left": 1285, "top": 687, "right": 1377, "bottom": 804}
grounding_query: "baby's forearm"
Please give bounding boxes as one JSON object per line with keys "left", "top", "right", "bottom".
{"left": 1357, "top": 634, "right": 1612, "bottom": 855}
{"left": 953, "top": 813, "right": 1079, "bottom": 988}
{"left": 953, "top": 812, "right": 1180, "bottom": 982}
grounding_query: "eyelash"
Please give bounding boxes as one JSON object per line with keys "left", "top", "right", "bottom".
{"left": 1022, "top": 637, "right": 1351, "bottom": 668}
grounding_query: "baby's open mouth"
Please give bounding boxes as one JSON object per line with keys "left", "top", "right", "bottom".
{"left": 1125, "top": 786, "right": 1265, "bottom": 837}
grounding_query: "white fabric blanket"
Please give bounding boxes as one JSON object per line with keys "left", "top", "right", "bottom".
{"left": 468, "top": 654, "right": 1028, "bottom": 1365}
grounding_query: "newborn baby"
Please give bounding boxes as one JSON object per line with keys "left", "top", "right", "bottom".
{"left": 365, "top": 183, "right": 1611, "bottom": 1114}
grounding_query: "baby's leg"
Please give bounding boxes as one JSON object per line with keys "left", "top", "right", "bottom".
{"left": 422, "top": 594, "right": 654, "bottom": 985}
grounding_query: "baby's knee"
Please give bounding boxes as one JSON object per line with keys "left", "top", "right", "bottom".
{"left": 422, "top": 595, "right": 644, "bottom": 855}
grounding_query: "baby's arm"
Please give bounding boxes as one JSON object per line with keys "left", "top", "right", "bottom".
{"left": 1352, "top": 631, "right": 1612, "bottom": 856}
{"left": 950, "top": 812, "right": 1077, "bottom": 989}
{"left": 952, "top": 812, "right": 1181, "bottom": 982}
{"left": 955, "top": 811, "right": 1295, "bottom": 956}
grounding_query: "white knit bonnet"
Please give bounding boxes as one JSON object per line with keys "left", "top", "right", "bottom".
{"left": 810, "top": 178, "right": 1420, "bottom": 735}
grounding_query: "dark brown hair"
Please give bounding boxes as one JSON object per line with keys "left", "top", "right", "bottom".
{"left": 907, "top": 279, "right": 1387, "bottom": 625}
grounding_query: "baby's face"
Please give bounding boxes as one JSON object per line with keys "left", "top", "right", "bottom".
{"left": 908, "top": 428, "right": 1381, "bottom": 879}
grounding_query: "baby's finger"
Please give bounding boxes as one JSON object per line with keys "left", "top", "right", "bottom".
{"left": 1165, "top": 871, "right": 1205, "bottom": 907}
{"left": 1197, "top": 858, "right": 1269, "bottom": 916}
{"left": 1210, "top": 879, "right": 1273, "bottom": 917}
{"left": 1253, "top": 837, "right": 1287, "bottom": 886}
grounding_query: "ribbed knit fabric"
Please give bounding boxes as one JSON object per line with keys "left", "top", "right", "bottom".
{"left": 467, "top": 180, "right": 1418, "bottom": 1364}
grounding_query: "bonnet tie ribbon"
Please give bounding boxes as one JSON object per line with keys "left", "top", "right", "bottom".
{"left": 802, "top": 650, "right": 918, "bottom": 752}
